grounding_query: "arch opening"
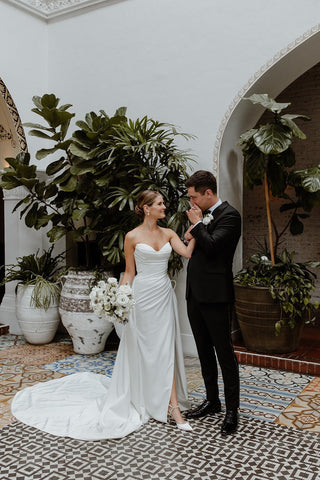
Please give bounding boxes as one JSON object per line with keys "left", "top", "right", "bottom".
{"left": 216, "top": 26, "right": 320, "bottom": 280}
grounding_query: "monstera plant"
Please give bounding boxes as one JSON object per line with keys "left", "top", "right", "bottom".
{"left": 0, "top": 94, "right": 194, "bottom": 276}
{"left": 238, "top": 93, "right": 320, "bottom": 263}
{"left": 234, "top": 94, "right": 320, "bottom": 353}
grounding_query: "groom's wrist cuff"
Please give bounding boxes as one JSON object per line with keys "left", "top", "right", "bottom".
{"left": 192, "top": 221, "right": 202, "bottom": 228}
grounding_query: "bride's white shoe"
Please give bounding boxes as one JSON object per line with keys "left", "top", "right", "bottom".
{"left": 168, "top": 404, "right": 193, "bottom": 432}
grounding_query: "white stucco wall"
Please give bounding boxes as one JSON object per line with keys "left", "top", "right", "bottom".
{"left": 1, "top": 0, "right": 320, "bottom": 346}
{"left": 0, "top": 1, "right": 48, "bottom": 161}
{"left": 46, "top": 0, "right": 320, "bottom": 173}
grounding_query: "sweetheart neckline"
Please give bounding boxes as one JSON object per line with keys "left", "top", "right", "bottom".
{"left": 135, "top": 242, "right": 170, "bottom": 252}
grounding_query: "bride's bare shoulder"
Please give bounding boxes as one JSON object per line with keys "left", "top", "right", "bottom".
{"left": 125, "top": 227, "right": 142, "bottom": 244}
{"left": 162, "top": 227, "right": 177, "bottom": 240}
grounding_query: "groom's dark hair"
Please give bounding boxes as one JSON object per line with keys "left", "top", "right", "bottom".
{"left": 186, "top": 170, "right": 217, "bottom": 195}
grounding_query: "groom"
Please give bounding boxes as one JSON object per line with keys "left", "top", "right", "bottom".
{"left": 185, "top": 170, "right": 241, "bottom": 435}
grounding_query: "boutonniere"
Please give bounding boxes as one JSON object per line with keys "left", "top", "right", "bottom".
{"left": 203, "top": 213, "right": 213, "bottom": 226}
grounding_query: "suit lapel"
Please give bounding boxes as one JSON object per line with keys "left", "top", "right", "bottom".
{"left": 208, "top": 201, "right": 229, "bottom": 228}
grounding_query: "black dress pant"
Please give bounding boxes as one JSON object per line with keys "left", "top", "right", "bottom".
{"left": 187, "top": 294, "right": 239, "bottom": 411}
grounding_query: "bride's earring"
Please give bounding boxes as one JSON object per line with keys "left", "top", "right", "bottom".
{"left": 147, "top": 212, "right": 150, "bottom": 216}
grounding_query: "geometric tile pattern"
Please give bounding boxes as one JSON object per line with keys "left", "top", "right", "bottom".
{"left": 0, "top": 342, "right": 74, "bottom": 366}
{"left": 0, "top": 414, "right": 320, "bottom": 480}
{"left": 0, "top": 334, "right": 26, "bottom": 351}
{"left": 0, "top": 358, "right": 65, "bottom": 429}
{"left": 41, "top": 352, "right": 118, "bottom": 376}
{"left": 276, "top": 377, "right": 320, "bottom": 432}
{"left": 188, "top": 364, "right": 313, "bottom": 423}
{"left": 0, "top": 359, "right": 65, "bottom": 402}
{"left": 238, "top": 365, "right": 313, "bottom": 422}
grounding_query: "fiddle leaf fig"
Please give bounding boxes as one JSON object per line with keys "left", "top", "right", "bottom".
{"left": 244, "top": 94, "right": 290, "bottom": 113}
{"left": 239, "top": 94, "right": 319, "bottom": 256}
{"left": 2, "top": 93, "right": 193, "bottom": 274}
{"left": 253, "top": 123, "right": 292, "bottom": 155}
{"left": 289, "top": 165, "right": 320, "bottom": 193}
{"left": 280, "top": 114, "right": 310, "bottom": 139}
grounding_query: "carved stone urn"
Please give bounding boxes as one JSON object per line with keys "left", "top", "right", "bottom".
{"left": 59, "top": 271, "right": 114, "bottom": 354}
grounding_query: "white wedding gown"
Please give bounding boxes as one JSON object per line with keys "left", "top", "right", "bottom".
{"left": 11, "top": 242, "right": 190, "bottom": 440}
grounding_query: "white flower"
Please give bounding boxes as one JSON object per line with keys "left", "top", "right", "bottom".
{"left": 116, "top": 293, "right": 130, "bottom": 307}
{"left": 203, "top": 213, "right": 213, "bottom": 225}
{"left": 260, "top": 255, "right": 269, "bottom": 263}
{"left": 118, "top": 284, "right": 132, "bottom": 295}
{"left": 89, "top": 277, "right": 134, "bottom": 324}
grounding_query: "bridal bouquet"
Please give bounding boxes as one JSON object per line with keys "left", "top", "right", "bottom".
{"left": 89, "top": 277, "right": 135, "bottom": 324}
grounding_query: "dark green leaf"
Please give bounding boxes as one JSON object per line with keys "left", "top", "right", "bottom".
{"left": 46, "top": 158, "right": 66, "bottom": 176}
{"left": 253, "top": 123, "right": 292, "bottom": 155}
{"left": 25, "top": 204, "right": 39, "bottom": 227}
{"left": 244, "top": 94, "right": 291, "bottom": 113}
{"left": 290, "top": 214, "right": 304, "bottom": 235}
{"left": 280, "top": 114, "right": 310, "bottom": 139}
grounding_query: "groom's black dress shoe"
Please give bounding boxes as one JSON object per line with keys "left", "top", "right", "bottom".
{"left": 221, "top": 410, "right": 238, "bottom": 436}
{"left": 185, "top": 400, "right": 221, "bottom": 419}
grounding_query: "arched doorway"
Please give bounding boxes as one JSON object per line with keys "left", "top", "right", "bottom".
{"left": 214, "top": 25, "right": 320, "bottom": 276}
{"left": 0, "top": 78, "right": 27, "bottom": 326}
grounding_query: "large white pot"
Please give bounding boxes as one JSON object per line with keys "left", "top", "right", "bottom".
{"left": 16, "top": 284, "right": 60, "bottom": 345}
{"left": 59, "top": 271, "right": 114, "bottom": 354}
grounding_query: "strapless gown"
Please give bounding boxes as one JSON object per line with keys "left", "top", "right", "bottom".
{"left": 11, "top": 242, "right": 190, "bottom": 440}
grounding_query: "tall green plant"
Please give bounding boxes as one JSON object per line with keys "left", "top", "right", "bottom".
{"left": 238, "top": 94, "right": 320, "bottom": 263}
{"left": 0, "top": 94, "right": 194, "bottom": 275}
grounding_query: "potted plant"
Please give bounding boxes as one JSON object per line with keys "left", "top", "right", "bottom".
{"left": 235, "top": 94, "right": 320, "bottom": 353}
{"left": 0, "top": 93, "right": 194, "bottom": 353}
{"left": 1, "top": 246, "right": 64, "bottom": 344}
{"left": 234, "top": 249, "right": 319, "bottom": 353}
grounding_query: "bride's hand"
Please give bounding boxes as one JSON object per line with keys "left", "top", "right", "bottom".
{"left": 184, "top": 226, "right": 194, "bottom": 242}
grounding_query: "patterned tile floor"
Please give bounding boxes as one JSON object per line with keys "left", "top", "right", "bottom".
{"left": 0, "top": 334, "right": 320, "bottom": 479}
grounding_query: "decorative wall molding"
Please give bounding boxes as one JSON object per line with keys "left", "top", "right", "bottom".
{"left": 213, "top": 23, "right": 320, "bottom": 169}
{"left": 0, "top": 124, "right": 12, "bottom": 142}
{"left": 0, "top": 78, "right": 27, "bottom": 153}
{"left": 4, "top": 0, "right": 117, "bottom": 20}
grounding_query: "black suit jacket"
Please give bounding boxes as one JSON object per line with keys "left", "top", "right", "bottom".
{"left": 186, "top": 201, "right": 241, "bottom": 303}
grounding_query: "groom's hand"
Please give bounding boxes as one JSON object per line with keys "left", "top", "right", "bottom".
{"left": 186, "top": 204, "right": 202, "bottom": 225}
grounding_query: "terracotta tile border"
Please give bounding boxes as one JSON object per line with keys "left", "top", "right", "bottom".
{"left": 235, "top": 349, "right": 320, "bottom": 376}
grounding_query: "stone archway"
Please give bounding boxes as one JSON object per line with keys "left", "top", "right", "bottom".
{"left": 0, "top": 78, "right": 28, "bottom": 329}
{"left": 0, "top": 78, "right": 27, "bottom": 160}
{"left": 214, "top": 25, "right": 320, "bottom": 274}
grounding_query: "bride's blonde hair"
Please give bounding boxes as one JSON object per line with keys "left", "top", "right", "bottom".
{"left": 135, "top": 190, "right": 160, "bottom": 218}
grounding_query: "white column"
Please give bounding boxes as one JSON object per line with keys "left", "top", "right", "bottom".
{"left": 0, "top": 186, "right": 44, "bottom": 333}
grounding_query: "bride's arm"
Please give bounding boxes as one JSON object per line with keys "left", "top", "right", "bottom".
{"left": 120, "top": 233, "right": 136, "bottom": 286}
{"left": 168, "top": 230, "right": 196, "bottom": 258}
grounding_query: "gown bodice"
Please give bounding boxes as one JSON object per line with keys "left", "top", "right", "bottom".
{"left": 134, "top": 242, "right": 171, "bottom": 278}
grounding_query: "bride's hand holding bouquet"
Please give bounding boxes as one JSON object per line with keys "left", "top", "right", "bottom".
{"left": 90, "top": 277, "right": 135, "bottom": 324}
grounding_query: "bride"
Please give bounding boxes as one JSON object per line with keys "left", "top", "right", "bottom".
{"left": 11, "top": 190, "right": 196, "bottom": 440}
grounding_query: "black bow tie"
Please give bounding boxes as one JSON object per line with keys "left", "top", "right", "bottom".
{"left": 203, "top": 209, "right": 211, "bottom": 215}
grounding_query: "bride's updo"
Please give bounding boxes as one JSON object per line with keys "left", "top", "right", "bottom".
{"left": 135, "top": 190, "right": 160, "bottom": 218}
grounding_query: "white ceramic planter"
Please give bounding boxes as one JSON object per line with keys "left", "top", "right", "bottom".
{"left": 59, "top": 271, "right": 114, "bottom": 354}
{"left": 16, "top": 284, "right": 60, "bottom": 345}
